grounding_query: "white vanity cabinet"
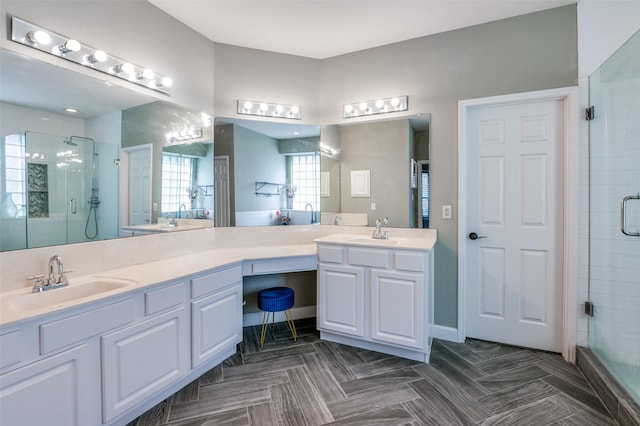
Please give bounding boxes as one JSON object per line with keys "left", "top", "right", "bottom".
{"left": 317, "top": 242, "right": 433, "bottom": 362}
{"left": 191, "top": 265, "right": 243, "bottom": 368}
{"left": 0, "top": 343, "right": 94, "bottom": 426}
{"left": 318, "top": 264, "right": 365, "bottom": 337}
{"left": 0, "top": 297, "right": 137, "bottom": 425}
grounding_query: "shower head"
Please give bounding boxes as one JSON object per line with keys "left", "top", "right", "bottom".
{"left": 64, "top": 139, "right": 78, "bottom": 146}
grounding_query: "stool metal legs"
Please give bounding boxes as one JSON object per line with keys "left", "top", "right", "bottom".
{"left": 259, "top": 310, "right": 297, "bottom": 349}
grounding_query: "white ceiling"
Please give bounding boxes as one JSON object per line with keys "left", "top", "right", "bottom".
{"left": 149, "top": 0, "right": 576, "bottom": 59}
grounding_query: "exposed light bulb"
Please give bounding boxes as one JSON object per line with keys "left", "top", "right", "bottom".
{"left": 259, "top": 103, "right": 269, "bottom": 112}
{"left": 391, "top": 97, "right": 400, "bottom": 106}
{"left": 160, "top": 77, "right": 172, "bottom": 87}
{"left": 359, "top": 102, "right": 368, "bottom": 111}
{"left": 58, "top": 39, "right": 81, "bottom": 54}
{"left": 86, "top": 50, "right": 107, "bottom": 64}
{"left": 344, "top": 104, "right": 353, "bottom": 114}
{"left": 136, "top": 69, "right": 154, "bottom": 80}
{"left": 275, "top": 105, "right": 284, "bottom": 113}
{"left": 244, "top": 101, "right": 253, "bottom": 110}
{"left": 290, "top": 106, "right": 300, "bottom": 114}
{"left": 113, "top": 62, "right": 135, "bottom": 74}
{"left": 27, "top": 30, "right": 51, "bottom": 45}
{"left": 375, "top": 100, "right": 384, "bottom": 108}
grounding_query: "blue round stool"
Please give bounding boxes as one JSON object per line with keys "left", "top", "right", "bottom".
{"left": 257, "top": 287, "right": 297, "bottom": 348}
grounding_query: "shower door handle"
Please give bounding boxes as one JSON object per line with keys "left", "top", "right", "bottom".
{"left": 69, "top": 198, "right": 77, "bottom": 215}
{"left": 621, "top": 194, "right": 640, "bottom": 237}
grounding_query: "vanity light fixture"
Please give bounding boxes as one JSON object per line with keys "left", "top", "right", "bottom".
{"left": 237, "top": 100, "right": 301, "bottom": 120}
{"left": 343, "top": 95, "right": 408, "bottom": 118}
{"left": 11, "top": 16, "right": 173, "bottom": 95}
{"left": 319, "top": 142, "right": 341, "bottom": 158}
{"left": 166, "top": 127, "right": 203, "bottom": 144}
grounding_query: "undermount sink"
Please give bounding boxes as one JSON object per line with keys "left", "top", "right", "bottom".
{"left": 10, "top": 278, "right": 136, "bottom": 312}
{"left": 346, "top": 236, "right": 403, "bottom": 246}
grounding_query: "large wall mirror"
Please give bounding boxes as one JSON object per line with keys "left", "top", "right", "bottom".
{"left": 0, "top": 49, "right": 214, "bottom": 251}
{"left": 213, "top": 114, "right": 430, "bottom": 229}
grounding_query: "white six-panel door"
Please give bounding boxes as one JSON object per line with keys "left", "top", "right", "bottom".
{"left": 128, "top": 147, "right": 152, "bottom": 226}
{"left": 464, "top": 99, "right": 564, "bottom": 352}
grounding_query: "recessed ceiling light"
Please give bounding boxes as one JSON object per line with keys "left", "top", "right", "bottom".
{"left": 65, "top": 108, "right": 78, "bottom": 113}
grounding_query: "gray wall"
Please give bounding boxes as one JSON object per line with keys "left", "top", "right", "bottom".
{"left": 233, "top": 125, "right": 286, "bottom": 213}
{"left": 213, "top": 43, "right": 321, "bottom": 123}
{"left": 339, "top": 119, "right": 411, "bottom": 227}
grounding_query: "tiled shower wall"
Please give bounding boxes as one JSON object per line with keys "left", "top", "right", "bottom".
{"left": 576, "top": 0, "right": 640, "bottom": 347}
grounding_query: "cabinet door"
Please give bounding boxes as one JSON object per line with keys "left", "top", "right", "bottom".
{"left": 0, "top": 344, "right": 93, "bottom": 426}
{"left": 101, "top": 307, "right": 188, "bottom": 423}
{"left": 370, "top": 269, "right": 424, "bottom": 349}
{"left": 318, "top": 264, "right": 365, "bottom": 337}
{"left": 191, "top": 283, "right": 242, "bottom": 368}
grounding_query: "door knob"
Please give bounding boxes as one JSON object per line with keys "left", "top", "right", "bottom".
{"left": 468, "top": 232, "right": 487, "bottom": 240}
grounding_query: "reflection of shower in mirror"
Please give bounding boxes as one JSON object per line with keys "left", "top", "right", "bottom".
{"left": 69, "top": 136, "right": 101, "bottom": 240}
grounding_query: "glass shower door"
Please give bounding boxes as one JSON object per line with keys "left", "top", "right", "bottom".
{"left": 588, "top": 29, "right": 640, "bottom": 403}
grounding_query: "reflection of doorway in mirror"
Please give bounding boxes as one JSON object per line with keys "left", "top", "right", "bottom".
{"left": 126, "top": 146, "right": 152, "bottom": 226}
{"left": 214, "top": 156, "right": 230, "bottom": 227}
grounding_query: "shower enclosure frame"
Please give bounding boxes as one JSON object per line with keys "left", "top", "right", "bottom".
{"left": 587, "top": 28, "right": 640, "bottom": 405}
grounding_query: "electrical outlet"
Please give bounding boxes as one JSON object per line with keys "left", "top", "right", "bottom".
{"left": 371, "top": 202, "right": 376, "bottom": 210}
{"left": 442, "top": 205, "right": 452, "bottom": 219}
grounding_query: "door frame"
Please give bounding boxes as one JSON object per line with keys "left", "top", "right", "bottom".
{"left": 457, "top": 87, "right": 579, "bottom": 362}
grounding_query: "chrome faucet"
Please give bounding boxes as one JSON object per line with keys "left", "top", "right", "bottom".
{"left": 168, "top": 214, "right": 178, "bottom": 227}
{"left": 49, "top": 255, "right": 64, "bottom": 284}
{"left": 372, "top": 217, "right": 389, "bottom": 240}
{"left": 28, "top": 255, "right": 71, "bottom": 292}
{"left": 305, "top": 203, "right": 315, "bottom": 224}
{"left": 179, "top": 203, "right": 187, "bottom": 219}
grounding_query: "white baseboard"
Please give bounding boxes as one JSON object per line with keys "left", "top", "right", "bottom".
{"left": 243, "top": 305, "right": 316, "bottom": 327}
{"left": 433, "top": 325, "right": 460, "bottom": 342}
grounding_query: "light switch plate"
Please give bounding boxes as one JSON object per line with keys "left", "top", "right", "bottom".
{"left": 442, "top": 205, "right": 452, "bottom": 219}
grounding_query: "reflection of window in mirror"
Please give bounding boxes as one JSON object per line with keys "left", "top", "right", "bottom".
{"left": 161, "top": 153, "right": 196, "bottom": 217}
{"left": 3, "top": 134, "right": 26, "bottom": 218}
{"left": 420, "top": 162, "right": 430, "bottom": 228}
{"left": 287, "top": 153, "right": 320, "bottom": 211}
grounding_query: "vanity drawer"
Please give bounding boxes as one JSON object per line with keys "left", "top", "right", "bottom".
{"left": 348, "top": 247, "right": 389, "bottom": 268}
{"left": 0, "top": 328, "right": 38, "bottom": 371}
{"left": 145, "top": 281, "right": 187, "bottom": 316}
{"left": 394, "top": 251, "right": 426, "bottom": 272}
{"left": 191, "top": 265, "right": 242, "bottom": 299}
{"left": 242, "top": 256, "right": 317, "bottom": 276}
{"left": 318, "top": 245, "right": 344, "bottom": 264}
{"left": 39, "top": 298, "right": 136, "bottom": 355}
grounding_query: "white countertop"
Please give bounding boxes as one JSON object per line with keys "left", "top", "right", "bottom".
{"left": 0, "top": 244, "right": 316, "bottom": 327}
{"left": 314, "top": 233, "right": 436, "bottom": 250}
{"left": 0, "top": 225, "right": 436, "bottom": 327}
